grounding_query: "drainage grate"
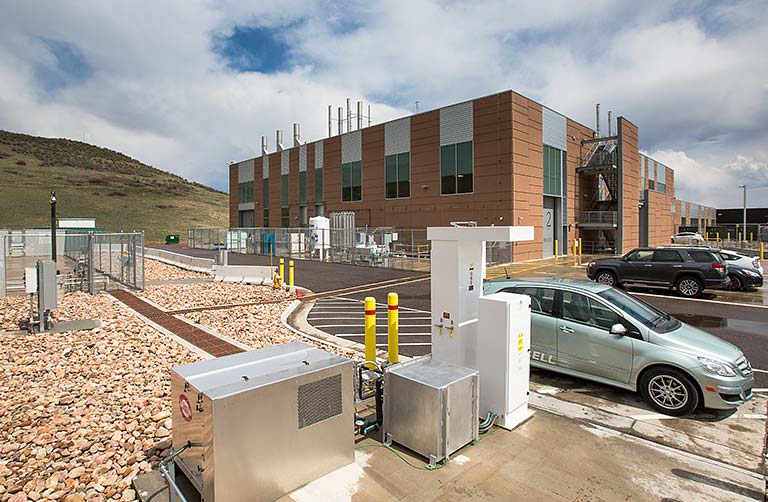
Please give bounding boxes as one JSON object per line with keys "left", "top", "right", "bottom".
{"left": 297, "top": 374, "right": 343, "bottom": 429}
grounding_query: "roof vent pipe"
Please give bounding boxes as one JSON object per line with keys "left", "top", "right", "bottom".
{"left": 261, "top": 136, "right": 268, "bottom": 155}
{"left": 607, "top": 111, "right": 612, "bottom": 136}
{"left": 357, "top": 101, "right": 363, "bottom": 130}
{"left": 276, "top": 130, "right": 284, "bottom": 151}
{"left": 328, "top": 105, "right": 332, "bottom": 138}
{"left": 293, "top": 123, "right": 301, "bottom": 146}
{"left": 368, "top": 105, "right": 371, "bottom": 127}
{"left": 338, "top": 107, "right": 343, "bottom": 135}
{"left": 346, "top": 98, "right": 352, "bottom": 131}
{"left": 595, "top": 103, "right": 601, "bottom": 138}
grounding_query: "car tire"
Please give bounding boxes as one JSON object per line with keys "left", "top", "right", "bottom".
{"left": 675, "top": 276, "right": 703, "bottom": 298}
{"left": 727, "top": 274, "right": 743, "bottom": 291}
{"left": 639, "top": 367, "right": 700, "bottom": 416}
{"left": 595, "top": 270, "right": 618, "bottom": 287}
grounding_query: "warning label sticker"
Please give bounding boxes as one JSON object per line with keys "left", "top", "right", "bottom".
{"left": 179, "top": 394, "right": 193, "bottom": 422}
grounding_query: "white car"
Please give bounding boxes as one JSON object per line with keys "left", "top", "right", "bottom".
{"left": 719, "top": 249, "right": 764, "bottom": 275}
{"left": 671, "top": 232, "right": 705, "bottom": 245}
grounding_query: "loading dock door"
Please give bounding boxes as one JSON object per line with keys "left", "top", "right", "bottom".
{"left": 543, "top": 198, "right": 555, "bottom": 258}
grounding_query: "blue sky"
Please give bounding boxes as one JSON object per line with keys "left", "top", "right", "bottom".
{"left": 0, "top": 0, "right": 766, "bottom": 207}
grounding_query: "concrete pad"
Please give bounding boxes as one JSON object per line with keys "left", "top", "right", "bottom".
{"left": 279, "top": 410, "right": 764, "bottom": 502}
{"left": 49, "top": 317, "right": 102, "bottom": 333}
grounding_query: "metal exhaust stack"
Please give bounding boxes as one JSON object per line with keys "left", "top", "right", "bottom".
{"left": 293, "top": 123, "right": 301, "bottom": 147}
{"left": 368, "top": 104, "right": 371, "bottom": 127}
{"left": 276, "top": 130, "right": 284, "bottom": 152}
{"left": 595, "top": 103, "right": 601, "bottom": 138}
{"left": 328, "top": 105, "right": 332, "bottom": 137}
{"left": 608, "top": 111, "right": 612, "bottom": 136}
{"left": 338, "top": 107, "right": 343, "bottom": 135}
{"left": 357, "top": 101, "right": 363, "bottom": 130}
{"left": 261, "top": 135, "right": 268, "bottom": 155}
{"left": 346, "top": 98, "right": 352, "bottom": 132}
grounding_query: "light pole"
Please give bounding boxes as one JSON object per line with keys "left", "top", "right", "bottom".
{"left": 738, "top": 185, "right": 747, "bottom": 244}
{"left": 50, "top": 191, "right": 57, "bottom": 262}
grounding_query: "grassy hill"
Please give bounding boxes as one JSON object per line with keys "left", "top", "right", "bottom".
{"left": 0, "top": 130, "right": 228, "bottom": 242}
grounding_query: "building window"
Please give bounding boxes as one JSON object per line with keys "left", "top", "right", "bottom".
{"left": 385, "top": 152, "right": 410, "bottom": 199}
{"left": 440, "top": 141, "right": 473, "bottom": 195}
{"left": 281, "top": 207, "right": 290, "bottom": 227}
{"left": 657, "top": 181, "right": 666, "bottom": 194}
{"left": 299, "top": 171, "right": 307, "bottom": 205}
{"left": 315, "top": 168, "right": 324, "bottom": 202}
{"left": 262, "top": 177, "right": 269, "bottom": 227}
{"left": 238, "top": 181, "right": 254, "bottom": 203}
{"left": 263, "top": 209, "right": 269, "bottom": 227}
{"left": 281, "top": 174, "right": 289, "bottom": 208}
{"left": 543, "top": 145, "right": 562, "bottom": 196}
{"left": 342, "top": 161, "right": 362, "bottom": 202}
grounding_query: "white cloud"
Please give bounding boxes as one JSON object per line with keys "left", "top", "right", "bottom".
{"left": 0, "top": 0, "right": 765, "bottom": 208}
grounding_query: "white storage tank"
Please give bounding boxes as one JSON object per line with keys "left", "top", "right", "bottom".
{"left": 309, "top": 216, "right": 330, "bottom": 251}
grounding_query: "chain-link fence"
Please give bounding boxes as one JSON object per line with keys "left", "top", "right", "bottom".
{"left": 1, "top": 230, "right": 144, "bottom": 296}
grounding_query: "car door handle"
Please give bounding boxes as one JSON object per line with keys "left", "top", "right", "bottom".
{"left": 644, "top": 264, "right": 653, "bottom": 267}
{"left": 559, "top": 325, "right": 575, "bottom": 333}
{"left": 673, "top": 265, "right": 682, "bottom": 268}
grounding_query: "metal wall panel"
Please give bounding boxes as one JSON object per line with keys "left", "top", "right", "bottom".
{"left": 440, "top": 101, "right": 473, "bottom": 146}
{"left": 263, "top": 154, "right": 269, "bottom": 179}
{"left": 542, "top": 107, "right": 567, "bottom": 150}
{"left": 385, "top": 117, "right": 410, "bottom": 155}
{"left": 281, "top": 150, "right": 290, "bottom": 175}
{"left": 237, "top": 159, "right": 255, "bottom": 183}
{"left": 299, "top": 144, "right": 307, "bottom": 172}
{"left": 315, "top": 141, "right": 324, "bottom": 170}
{"left": 341, "top": 130, "right": 362, "bottom": 163}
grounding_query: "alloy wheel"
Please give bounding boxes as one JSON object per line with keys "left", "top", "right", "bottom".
{"left": 596, "top": 272, "right": 615, "bottom": 286}
{"left": 648, "top": 375, "right": 689, "bottom": 410}
{"left": 678, "top": 279, "right": 700, "bottom": 297}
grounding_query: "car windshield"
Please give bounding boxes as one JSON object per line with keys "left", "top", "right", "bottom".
{"left": 597, "top": 288, "right": 679, "bottom": 331}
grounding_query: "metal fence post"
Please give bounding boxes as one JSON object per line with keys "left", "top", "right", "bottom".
{"left": 87, "top": 232, "right": 95, "bottom": 294}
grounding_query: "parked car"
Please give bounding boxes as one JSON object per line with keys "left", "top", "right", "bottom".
{"left": 724, "top": 264, "right": 764, "bottom": 291}
{"left": 718, "top": 249, "right": 764, "bottom": 276}
{"left": 586, "top": 247, "right": 727, "bottom": 298}
{"left": 671, "top": 232, "right": 705, "bottom": 245}
{"left": 484, "top": 278, "right": 754, "bottom": 416}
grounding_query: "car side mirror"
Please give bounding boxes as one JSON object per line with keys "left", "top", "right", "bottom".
{"left": 609, "top": 323, "right": 627, "bottom": 336}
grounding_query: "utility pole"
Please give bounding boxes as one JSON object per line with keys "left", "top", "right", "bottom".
{"left": 50, "top": 191, "right": 57, "bottom": 262}
{"left": 739, "top": 184, "right": 747, "bottom": 244}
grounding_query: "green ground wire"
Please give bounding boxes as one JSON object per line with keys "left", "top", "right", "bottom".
{"left": 355, "top": 425, "right": 500, "bottom": 471}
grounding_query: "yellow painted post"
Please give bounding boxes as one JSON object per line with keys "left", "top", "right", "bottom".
{"left": 727, "top": 232, "right": 731, "bottom": 242}
{"left": 739, "top": 232, "right": 742, "bottom": 242}
{"left": 573, "top": 238, "right": 579, "bottom": 265}
{"left": 716, "top": 231, "right": 720, "bottom": 244}
{"left": 288, "top": 260, "right": 294, "bottom": 287}
{"left": 279, "top": 258, "right": 285, "bottom": 285}
{"left": 364, "top": 297, "right": 377, "bottom": 364}
{"left": 387, "top": 292, "right": 399, "bottom": 364}
{"left": 554, "top": 240, "right": 559, "bottom": 263}
{"left": 761, "top": 242, "right": 764, "bottom": 261}
{"left": 579, "top": 238, "right": 583, "bottom": 265}
{"left": 750, "top": 232, "right": 753, "bottom": 242}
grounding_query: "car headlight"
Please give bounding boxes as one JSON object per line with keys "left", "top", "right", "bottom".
{"left": 697, "top": 357, "right": 737, "bottom": 377}
{"left": 587, "top": 261, "right": 596, "bottom": 268}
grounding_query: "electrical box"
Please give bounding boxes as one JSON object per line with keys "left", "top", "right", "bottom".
{"left": 36, "top": 260, "right": 57, "bottom": 312}
{"left": 477, "top": 292, "right": 533, "bottom": 429}
{"left": 383, "top": 357, "right": 479, "bottom": 467}
{"left": 25, "top": 267, "right": 37, "bottom": 294}
{"left": 170, "top": 342, "right": 354, "bottom": 502}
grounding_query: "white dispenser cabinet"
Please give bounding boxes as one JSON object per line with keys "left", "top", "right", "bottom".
{"left": 478, "top": 292, "right": 533, "bottom": 429}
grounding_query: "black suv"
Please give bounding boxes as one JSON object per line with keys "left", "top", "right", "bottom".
{"left": 586, "top": 247, "right": 727, "bottom": 298}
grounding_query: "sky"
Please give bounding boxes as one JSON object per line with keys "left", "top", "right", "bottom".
{"left": 0, "top": 0, "right": 766, "bottom": 208}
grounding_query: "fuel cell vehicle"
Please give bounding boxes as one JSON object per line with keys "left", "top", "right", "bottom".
{"left": 484, "top": 278, "right": 754, "bottom": 416}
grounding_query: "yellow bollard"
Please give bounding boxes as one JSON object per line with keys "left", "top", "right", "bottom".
{"left": 288, "top": 260, "right": 294, "bottom": 287}
{"left": 716, "top": 231, "right": 720, "bottom": 243}
{"left": 387, "top": 292, "right": 399, "bottom": 364}
{"left": 739, "top": 232, "right": 742, "bottom": 242}
{"left": 554, "top": 240, "right": 559, "bottom": 263}
{"left": 727, "top": 232, "right": 731, "bottom": 242}
{"left": 279, "top": 258, "right": 284, "bottom": 285}
{"left": 573, "top": 238, "right": 579, "bottom": 265}
{"left": 578, "top": 238, "right": 583, "bottom": 265}
{"left": 750, "top": 232, "right": 753, "bottom": 242}
{"left": 364, "top": 297, "right": 377, "bottom": 365}
{"left": 761, "top": 242, "right": 764, "bottom": 261}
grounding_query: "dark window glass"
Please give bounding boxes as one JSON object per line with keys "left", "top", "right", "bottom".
{"left": 281, "top": 174, "right": 289, "bottom": 207}
{"left": 441, "top": 144, "right": 456, "bottom": 194}
{"left": 341, "top": 161, "right": 362, "bottom": 202}
{"left": 281, "top": 207, "right": 290, "bottom": 227}
{"left": 299, "top": 171, "right": 307, "bottom": 204}
{"left": 398, "top": 152, "right": 410, "bottom": 198}
{"left": 385, "top": 155, "right": 398, "bottom": 199}
{"left": 562, "top": 292, "right": 619, "bottom": 330}
{"left": 262, "top": 178, "right": 269, "bottom": 207}
{"left": 543, "top": 145, "right": 562, "bottom": 196}
{"left": 314, "top": 168, "right": 323, "bottom": 202}
{"left": 653, "top": 250, "right": 683, "bottom": 262}
{"left": 263, "top": 209, "right": 269, "bottom": 227}
{"left": 456, "top": 141, "right": 473, "bottom": 193}
{"left": 689, "top": 250, "right": 716, "bottom": 263}
{"left": 627, "top": 250, "right": 653, "bottom": 262}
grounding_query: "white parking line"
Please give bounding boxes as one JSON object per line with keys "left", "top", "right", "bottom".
{"left": 631, "top": 291, "right": 768, "bottom": 310}
{"left": 316, "top": 296, "right": 431, "bottom": 314}
{"left": 751, "top": 388, "right": 768, "bottom": 393}
{"left": 630, "top": 412, "right": 768, "bottom": 420}
{"left": 307, "top": 316, "right": 432, "bottom": 321}
{"left": 375, "top": 342, "right": 431, "bottom": 347}
{"left": 313, "top": 324, "right": 431, "bottom": 328}
{"left": 328, "top": 332, "right": 432, "bottom": 337}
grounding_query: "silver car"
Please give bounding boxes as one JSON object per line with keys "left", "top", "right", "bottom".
{"left": 671, "top": 232, "right": 706, "bottom": 245}
{"left": 484, "top": 278, "right": 754, "bottom": 416}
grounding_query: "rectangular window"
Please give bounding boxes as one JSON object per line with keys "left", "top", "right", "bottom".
{"left": 543, "top": 145, "right": 562, "bottom": 196}
{"left": 237, "top": 181, "right": 254, "bottom": 203}
{"left": 657, "top": 182, "right": 666, "bottom": 194}
{"left": 263, "top": 209, "right": 269, "bottom": 227}
{"left": 385, "top": 152, "right": 411, "bottom": 199}
{"left": 299, "top": 171, "right": 307, "bottom": 205}
{"left": 341, "top": 161, "right": 362, "bottom": 202}
{"left": 315, "top": 168, "right": 323, "bottom": 202}
{"left": 281, "top": 207, "right": 290, "bottom": 227}
{"left": 440, "top": 141, "right": 473, "bottom": 195}
{"left": 281, "top": 174, "right": 289, "bottom": 208}
{"left": 262, "top": 178, "right": 269, "bottom": 207}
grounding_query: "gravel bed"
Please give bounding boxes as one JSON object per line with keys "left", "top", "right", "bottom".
{"left": 1, "top": 293, "right": 107, "bottom": 332}
{"left": 184, "top": 305, "right": 361, "bottom": 360}
{"left": 0, "top": 293, "right": 201, "bottom": 502}
{"left": 139, "top": 283, "right": 291, "bottom": 311}
{"left": 143, "top": 259, "right": 207, "bottom": 282}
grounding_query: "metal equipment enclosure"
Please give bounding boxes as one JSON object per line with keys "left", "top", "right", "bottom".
{"left": 170, "top": 342, "right": 354, "bottom": 502}
{"left": 384, "top": 358, "right": 479, "bottom": 466}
